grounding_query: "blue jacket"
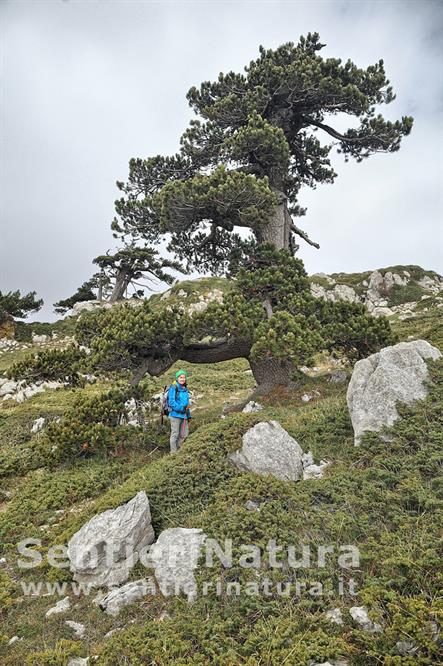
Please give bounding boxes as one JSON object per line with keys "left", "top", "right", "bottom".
{"left": 168, "top": 381, "right": 190, "bottom": 419}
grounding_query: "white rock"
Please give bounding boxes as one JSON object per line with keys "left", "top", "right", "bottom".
{"left": 303, "top": 460, "right": 331, "bottom": 480}
{"left": 14, "top": 390, "right": 26, "bottom": 403}
{"left": 347, "top": 340, "right": 441, "bottom": 446}
{"left": 301, "top": 393, "right": 312, "bottom": 402}
{"left": 24, "top": 385, "right": 45, "bottom": 399}
{"left": 325, "top": 607, "right": 343, "bottom": 625}
{"left": 79, "top": 345, "right": 92, "bottom": 355}
{"left": 67, "top": 659, "right": 89, "bottom": 666}
{"left": 67, "top": 491, "right": 155, "bottom": 588}
{"left": 31, "top": 417, "right": 46, "bottom": 433}
{"left": 45, "top": 596, "right": 71, "bottom": 617}
{"left": 395, "top": 640, "right": 418, "bottom": 656}
{"left": 145, "top": 527, "right": 207, "bottom": 602}
{"left": 244, "top": 500, "right": 261, "bottom": 512}
{"left": 242, "top": 400, "right": 263, "bottom": 413}
{"left": 301, "top": 451, "right": 314, "bottom": 467}
{"left": 100, "top": 579, "right": 152, "bottom": 616}
{"left": 104, "top": 628, "right": 122, "bottom": 639}
{"left": 65, "top": 620, "right": 86, "bottom": 638}
{"left": 0, "top": 380, "right": 17, "bottom": 397}
{"left": 71, "top": 300, "right": 102, "bottom": 314}
{"left": 32, "top": 333, "right": 49, "bottom": 343}
{"left": 8, "top": 636, "right": 21, "bottom": 645}
{"left": 349, "top": 606, "right": 382, "bottom": 633}
{"left": 228, "top": 420, "right": 304, "bottom": 481}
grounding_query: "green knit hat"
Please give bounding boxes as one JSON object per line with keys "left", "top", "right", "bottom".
{"left": 175, "top": 369, "right": 188, "bottom": 381}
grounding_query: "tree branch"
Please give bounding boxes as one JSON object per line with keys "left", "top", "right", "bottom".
{"left": 290, "top": 222, "right": 320, "bottom": 249}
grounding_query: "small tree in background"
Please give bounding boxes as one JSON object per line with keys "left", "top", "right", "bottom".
{"left": 53, "top": 275, "right": 105, "bottom": 315}
{"left": 92, "top": 243, "right": 186, "bottom": 303}
{"left": 0, "top": 289, "right": 43, "bottom": 332}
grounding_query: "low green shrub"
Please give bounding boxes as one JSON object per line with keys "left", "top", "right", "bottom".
{"left": 6, "top": 346, "right": 88, "bottom": 386}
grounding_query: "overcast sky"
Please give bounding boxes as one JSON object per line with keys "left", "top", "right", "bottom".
{"left": 1, "top": 0, "right": 442, "bottom": 322}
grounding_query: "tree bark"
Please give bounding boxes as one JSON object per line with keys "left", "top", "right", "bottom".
{"left": 249, "top": 356, "right": 299, "bottom": 395}
{"left": 110, "top": 268, "right": 131, "bottom": 303}
{"left": 255, "top": 187, "right": 291, "bottom": 250}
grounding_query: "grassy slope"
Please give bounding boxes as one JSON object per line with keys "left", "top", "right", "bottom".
{"left": 0, "top": 272, "right": 441, "bottom": 665}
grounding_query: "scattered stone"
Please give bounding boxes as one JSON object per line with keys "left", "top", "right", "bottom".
{"left": 347, "top": 340, "right": 442, "bottom": 445}
{"left": 242, "top": 400, "right": 263, "bottom": 413}
{"left": 325, "top": 607, "right": 344, "bottom": 625}
{"left": 8, "top": 636, "right": 21, "bottom": 645}
{"left": 395, "top": 640, "right": 419, "bottom": 656}
{"left": 244, "top": 500, "right": 261, "bottom": 512}
{"left": 65, "top": 620, "right": 86, "bottom": 638}
{"left": 145, "top": 527, "right": 207, "bottom": 602}
{"left": 0, "top": 381, "right": 17, "bottom": 397}
{"left": 328, "top": 369, "right": 347, "bottom": 383}
{"left": 32, "top": 333, "right": 49, "bottom": 343}
{"left": 301, "top": 451, "right": 314, "bottom": 467}
{"left": 303, "top": 460, "right": 331, "bottom": 480}
{"left": 67, "top": 491, "right": 155, "bottom": 588}
{"left": 67, "top": 658, "right": 89, "bottom": 666}
{"left": 104, "top": 628, "right": 122, "bottom": 639}
{"left": 349, "top": 606, "right": 382, "bottom": 633}
{"left": 228, "top": 420, "right": 304, "bottom": 481}
{"left": 311, "top": 659, "right": 348, "bottom": 666}
{"left": 155, "top": 609, "right": 171, "bottom": 622}
{"left": 99, "top": 579, "right": 151, "bottom": 616}
{"left": 311, "top": 662, "right": 348, "bottom": 666}
{"left": 45, "top": 596, "right": 71, "bottom": 617}
{"left": 31, "top": 417, "right": 45, "bottom": 433}
{"left": 301, "top": 393, "right": 312, "bottom": 402}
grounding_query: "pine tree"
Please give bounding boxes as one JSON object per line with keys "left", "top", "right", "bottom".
{"left": 79, "top": 34, "right": 411, "bottom": 392}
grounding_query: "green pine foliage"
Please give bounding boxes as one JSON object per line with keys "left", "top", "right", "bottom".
{"left": 6, "top": 346, "right": 88, "bottom": 386}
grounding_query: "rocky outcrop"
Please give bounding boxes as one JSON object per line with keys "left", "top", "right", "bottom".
{"left": 347, "top": 340, "right": 441, "bottom": 445}
{"left": 67, "top": 491, "right": 155, "bottom": 588}
{"left": 0, "top": 377, "right": 66, "bottom": 403}
{"left": 228, "top": 421, "right": 304, "bottom": 481}
{"left": 145, "top": 527, "right": 207, "bottom": 602}
{"left": 309, "top": 268, "right": 443, "bottom": 318}
{"left": 187, "top": 289, "right": 224, "bottom": 316}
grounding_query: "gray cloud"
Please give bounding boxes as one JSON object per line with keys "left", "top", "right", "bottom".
{"left": 1, "top": 0, "right": 442, "bottom": 322}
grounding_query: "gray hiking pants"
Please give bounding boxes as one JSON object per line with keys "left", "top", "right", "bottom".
{"left": 169, "top": 416, "right": 189, "bottom": 452}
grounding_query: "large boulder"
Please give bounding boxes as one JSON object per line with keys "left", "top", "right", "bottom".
{"left": 228, "top": 420, "right": 304, "bottom": 481}
{"left": 347, "top": 340, "right": 441, "bottom": 446}
{"left": 67, "top": 491, "right": 155, "bottom": 588}
{"left": 145, "top": 527, "right": 207, "bottom": 602}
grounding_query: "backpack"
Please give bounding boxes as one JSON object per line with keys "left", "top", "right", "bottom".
{"left": 161, "top": 383, "right": 179, "bottom": 418}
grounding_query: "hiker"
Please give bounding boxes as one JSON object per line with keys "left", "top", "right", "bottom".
{"left": 167, "top": 369, "right": 191, "bottom": 452}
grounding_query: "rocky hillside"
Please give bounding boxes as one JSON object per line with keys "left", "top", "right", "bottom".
{"left": 0, "top": 265, "right": 442, "bottom": 665}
